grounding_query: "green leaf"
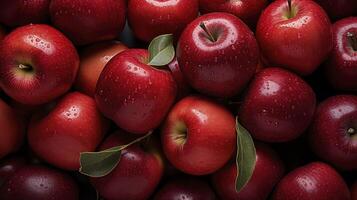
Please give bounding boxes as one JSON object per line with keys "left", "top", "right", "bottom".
{"left": 79, "top": 131, "right": 153, "bottom": 177}
{"left": 235, "top": 118, "right": 256, "bottom": 192}
{"left": 147, "top": 34, "right": 175, "bottom": 66}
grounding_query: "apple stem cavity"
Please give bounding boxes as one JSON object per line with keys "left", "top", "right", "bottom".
{"left": 199, "top": 22, "right": 217, "bottom": 42}
{"left": 18, "top": 64, "right": 33, "bottom": 73}
{"left": 347, "top": 32, "right": 357, "bottom": 51}
{"left": 348, "top": 127, "right": 355, "bottom": 135}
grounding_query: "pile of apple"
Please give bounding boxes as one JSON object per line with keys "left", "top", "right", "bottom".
{"left": 0, "top": 0, "right": 356, "bottom": 199}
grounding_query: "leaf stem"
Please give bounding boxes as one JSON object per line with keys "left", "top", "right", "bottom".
{"left": 200, "top": 22, "right": 216, "bottom": 42}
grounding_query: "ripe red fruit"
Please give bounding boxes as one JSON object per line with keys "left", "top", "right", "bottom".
{"left": 325, "top": 17, "right": 357, "bottom": 91}
{"left": 128, "top": 0, "right": 198, "bottom": 42}
{"left": 50, "top": 0, "right": 126, "bottom": 45}
{"left": 95, "top": 49, "right": 177, "bottom": 134}
{"left": 239, "top": 67, "right": 316, "bottom": 142}
{"left": 309, "top": 95, "right": 357, "bottom": 170}
{"left": 177, "top": 12, "right": 259, "bottom": 98}
{"left": 272, "top": 162, "right": 350, "bottom": 200}
{"left": 0, "top": 24, "right": 79, "bottom": 105}
{"left": 28, "top": 92, "right": 109, "bottom": 170}
{"left": 256, "top": 0, "right": 332, "bottom": 75}
{"left": 314, "top": 0, "right": 357, "bottom": 21}
{"left": 0, "top": 157, "right": 26, "bottom": 186}
{"left": 161, "top": 96, "right": 236, "bottom": 175}
{"left": 167, "top": 57, "right": 192, "bottom": 100}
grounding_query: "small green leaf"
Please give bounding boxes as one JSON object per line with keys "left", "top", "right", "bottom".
{"left": 147, "top": 34, "right": 175, "bottom": 66}
{"left": 235, "top": 118, "right": 256, "bottom": 192}
{"left": 79, "top": 131, "right": 153, "bottom": 177}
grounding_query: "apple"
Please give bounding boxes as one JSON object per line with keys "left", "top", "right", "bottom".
{"left": 314, "top": 0, "right": 357, "bottom": 21}
{"left": 0, "top": 156, "right": 26, "bottom": 186}
{"left": 50, "top": 0, "right": 126, "bottom": 45}
{"left": 272, "top": 162, "right": 350, "bottom": 200}
{"left": 177, "top": 12, "right": 259, "bottom": 98}
{"left": 309, "top": 95, "right": 357, "bottom": 170}
{"left": 0, "top": 98, "right": 26, "bottom": 159}
{"left": 351, "top": 181, "right": 357, "bottom": 200}
{"left": 0, "top": 165, "right": 79, "bottom": 200}
{"left": 0, "top": 0, "right": 50, "bottom": 27}
{"left": 198, "top": 0, "right": 268, "bottom": 29}
{"left": 91, "top": 131, "right": 164, "bottom": 200}
{"left": 256, "top": 0, "right": 332, "bottom": 75}
{"left": 95, "top": 49, "right": 177, "bottom": 134}
{"left": 239, "top": 67, "right": 316, "bottom": 142}
{"left": 325, "top": 17, "right": 357, "bottom": 91}
{"left": 75, "top": 41, "right": 127, "bottom": 97}
{"left": 154, "top": 177, "right": 216, "bottom": 200}
{"left": 0, "top": 24, "right": 79, "bottom": 105}
{"left": 28, "top": 92, "right": 109, "bottom": 170}
{"left": 161, "top": 96, "right": 236, "bottom": 175}
{"left": 128, "top": 0, "right": 199, "bottom": 42}
{"left": 212, "top": 142, "right": 285, "bottom": 200}
{"left": 167, "top": 57, "right": 192, "bottom": 100}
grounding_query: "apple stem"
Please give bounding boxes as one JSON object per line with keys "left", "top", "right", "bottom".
{"left": 18, "top": 64, "right": 33, "bottom": 72}
{"left": 199, "top": 22, "right": 216, "bottom": 42}
{"left": 348, "top": 127, "right": 355, "bottom": 135}
{"left": 287, "top": 0, "right": 292, "bottom": 18}
{"left": 347, "top": 32, "right": 357, "bottom": 51}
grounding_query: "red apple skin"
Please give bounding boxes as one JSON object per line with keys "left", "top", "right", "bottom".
{"left": 95, "top": 49, "right": 177, "bottom": 134}
{"left": 198, "top": 0, "right": 268, "bottom": 29}
{"left": 177, "top": 12, "right": 259, "bottom": 98}
{"left": 314, "top": 0, "right": 357, "bottom": 21}
{"left": 128, "top": 0, "right": 198, "bottom": 42}
{"left": 0, "top": 0, "right": 50, "bottom": 27}
{"left": 325, "top": 17, "right": 357, "bottom": 91}
{"left": 91, "top": 132, "right": 164, "bottom": 200}
{"left": 256, "top": 0, "right": 332, "bottom": 76}
{"left": 272, "top": 162, "right": 350, "bottom": 200}
{"left": 154, "top": 177, "right": 216, "bottom": 200}
{"left": 50, "top": 0, "right": 126, "bottom": 45}
{"left": 211, "top": 143, "right": 285, "bottom": 200}
{"left": 0, "top": 157, "right": 26, "bottom": 186}
{"left": 0, "top": 165, "right": 79, "bottom": 200}
{"left": 0, "top": 24, "right": 79, "bottom": 105}
{"left": 75, "top": 41, "right": 127, "bottom": 97}
{"left": 239, "top": 68, "right": 316, "bottom": 142}
{"left": 0, "top": 98, "right": 26, "bottom": 159}
{"left": 309, "top": 95, "right": 357, "bottom": 170}
{"left": 352, "top": 181, "right": 357, "bottom": 200}
{"left": 28, "top": 92, "right": 109, "bottom": 170}
{"left": 167, "top": 57, "right": 192, "bottom": 100}
{"left": 161, "top": 96, "right": 236, "bottom": 175}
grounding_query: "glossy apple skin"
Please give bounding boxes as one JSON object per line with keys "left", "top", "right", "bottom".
{"left": 167, "top": 57, "right": 192, "bottom": 100}
{"left": 239, "top": 68, "right": 316, "bottom": 142}
{"left": 91, "top": 132, "right": 164, "bottom": 200}
{"left": 95, "top": 49, "right": 177, "bottom": 134}
{"left": 199, "top": 0, "right": 268, "bottom": 28}
{"left": 314, "top": 0, "right": 357, "bottom": 21}
{"left": 161, "top": 96, "right": 236, "bottom": 175}
{"left": 0, "top": 157, "right": 26, "bottom": 186}
{"left": 154, "top": 177, "right": 216, "bottom": 200}
{"left": 50, "top": 0, "right": 126, "bottom": 45}
{"left": 309, "top": 95, "right": 357, "bottom": 170}
{"left": 0, "top": 99, "right": 26, "bottom": 159}
{"left": 0, "top": 165, "right": 79, "bottom": 200}
{"left": 212, "top": 143, "right": 285, "bottom": 200}
{"left": 256, "top": 0, "right": 332, "bottom": 75}
{"left": 0, "top": 0, "right": 50, "bottom": 27}
{"left": 177, "top": 12, "right": 259, "bottom": 98}
{"left": 28, "top": 92, "right": 109, "bottom": 170}
{"left": 0, "top": 24, "right": 79, "bottom": 105}
{"left": 325, "top": 17, "right": 357, "bottom": 91}
{"left": 75, "top": 41, "right": 127, "bottom": 96}
{"left": 128, "top": 0, "right": 198, "bottom": 42}
{"left": 272, "top": 162, "right": 350, "bottom": 200}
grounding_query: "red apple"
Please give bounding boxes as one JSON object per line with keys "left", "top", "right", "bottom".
{"left": 128, "top": 0, "right": 198, "bottom": 42}
{"left": 91, "top": 132, "right": 164, "bottom": 200}
{"left": 272, "top": 162, "right": 350, "bottom": 200}
{"left": 28, "top": 92, "right": 109, "bottom": 170}
{"left": 239, "top": 67, "right": 316, "bottom": 142}
{"left": 0, "top": 98, "right": 26, "bottom": 159}
{"left": 0, "top": 165, "right": 79, "bottom": 200}
{"left": 198, "top": 0, "right": 268, "bottom": 28}
{"left": 177, "top": 12, "right": 259, "bottom": 98}
{"left": 212, "top": 143, "right": 285, "bottom": 200}
{"left": 352, "top": 181, "right": 357, "bottom": 200}
{"left": 161, "top": 96, "right": 236, "bottom": 175}
{"left": 50, "top": 0, "right": 126, "bottom": 45}
{"left": 154, "top": 177, "right": 216, "bottom": 200}
{"left": 0, "top": 0, "right": 50, "bottom": 27}
{"left": 75, "top": 41, "right": 127, "bottom": 97}
{"left": 0, "top": 24, "right": 79, "bottom": 105}
{"left": 325, "top": 17, "right": 357, "bottom": 91}
{"left": 167, "top": 57, "right": 192, "bottom": 100}
{"left": 95, "top": 49, "right": 177, "bottom": 134}
{"left": 314, "top": 0, "right": 357, "bottom": 21}
{"left": 256, "top": 0, "right": 332, "bottom": 75}
{"left": 309, "top": 95, "right": 357, "bottom": 170}
{"left": 0, "top": 156, "right": 26, "bottom": 186}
